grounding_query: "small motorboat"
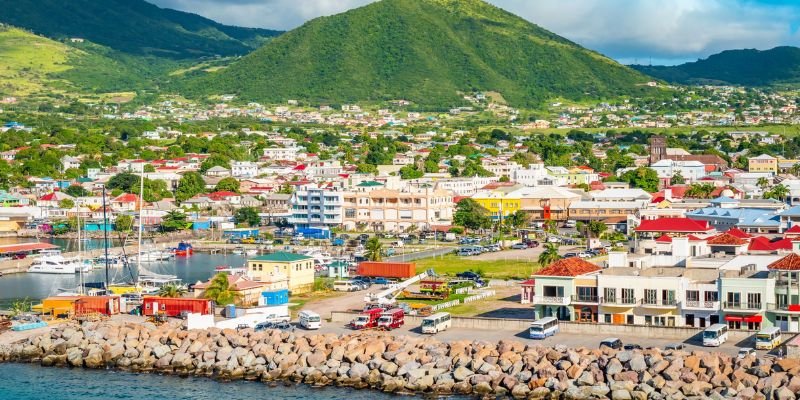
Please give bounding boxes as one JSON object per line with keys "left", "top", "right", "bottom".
{"left": 174, "top": 241, "right": 193, "bottom": 256}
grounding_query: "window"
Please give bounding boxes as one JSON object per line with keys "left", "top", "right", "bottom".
{"left": 662, "top": 290, "right": 676, "bottom": 305}
{"left": 543, "top": 286, "right": 564, "bottom": 297}
{"left": 644, "top": 289, "right": 658, "bottom": 305}
{"left": 686, "top": 290, "right": 700, "bottom": 302}
{"left": 727, "top": 292, "right": 741, "bottom": 308}
{"left": 777, "top": 294, "right": 788, "bottom": 308}
{"left": 576, "top": 287, "right": 597, "bottom": 302}
{"left": 622, "top": 288, "right": 635, "bottom": 303}
{"left": 704, "top": 291, "right": 719, "bottom": 302}
{"left": 604, "top": 288, "right": 616, "bottom": 303}
{"left": 747, "top": 293, "right": 761, "bottom": 309}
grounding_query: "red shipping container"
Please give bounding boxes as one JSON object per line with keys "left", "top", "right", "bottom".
{"left": 357, "top": 262, "right": 416, "bottom": 278}
{"left": 74, "top": 296, "right": 121, "bottom": 316}
{"left": 142, "top": 297, "right": 213, "bottom": 317}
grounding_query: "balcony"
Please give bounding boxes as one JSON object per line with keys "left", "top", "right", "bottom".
{"left": 638, "top": 299, "right": 679, "bottom": 308}
{"left": 533, "top": 296, "right": 570, "bottom": 306}
{"left": 722, "top": 301, "right": 762, "bottom": 311}
{"left": 570, "top": 295, "right": 599, "bottom": 304}
{"left": 600, "top": 297, "right": 637, "bottom": 306}
{"left": 766, "top": 303, "right": 800, "bottom": 313}
{"left": 683, "top": 300, "right": 720, "bottom": 310}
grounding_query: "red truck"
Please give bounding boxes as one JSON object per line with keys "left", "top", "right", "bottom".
{"left": 377, "top": 308, "right": 405, "bottom": 331}
{"left": 350, "top": 308, "right": 383, "bottom": 330}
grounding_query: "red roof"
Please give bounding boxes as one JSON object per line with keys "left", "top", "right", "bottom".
{"left": 520, "top": 279, "right": 536, "bottom": 286}
{"left": 208, "top": 191, "right": 239, "bottom": 200}
{"left": 768, "top": 253, "right": 800, "bottom": 271}
{"left": 785, "top": 225, "right": 800, "bottom": 235}
{"left": 771, "top": 238, "right": 793, "bottom": 250}
{"left": 113, "top": 193, "right": 139, "bottom": 203}
{"left": 536, "top": 258, "right": 601, "bottom": 277}
{"left": 0, "top": 242, "right": 58, "bottom": 255}
{"left": 39, "top": 192, "right": 59, "bottom": 201}
{"left": 293, "top": 164, "right": 307, "bottom": 171}
{"left": 655, "top": 234, "right": 673, "bottom": 243}
{"left": 481, "top": 182, "right": 516, "bottom": 190}
{"left": 707, "top": 233, "right": 748, "bottom": 246}
{"left": 725, "top": 227, "right": 751, "bottom": 239}
{"left": 635, "top": 218, "right": 713, "bottom": 233}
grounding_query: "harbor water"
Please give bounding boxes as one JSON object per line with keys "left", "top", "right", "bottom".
{"left": 0, "top": 237, "right": 247, "bottom": 305}
{"left": 0, "top": 363, "right": 399, "bottom": 400}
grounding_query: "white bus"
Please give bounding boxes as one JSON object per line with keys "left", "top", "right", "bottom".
{"left": 702, "top": 324, "right": 729, "bottom": 347}
{"left": 421, "top": 312, "right": 452, "bottom": 334}
{"left": 755, "top": 327, "right": 782, "bottom": 350}
{"left": 298, "top": 310, "right": 321, "bottom": 330}
{"left": 529, "top": 317, "right": 559, "bottom": 339}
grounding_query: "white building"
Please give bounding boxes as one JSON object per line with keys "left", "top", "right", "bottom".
{"left": 649, "top": 159, "right": 707, "bottom": 182}
{"left": 263, "top": 146, "right": 301, "bottom": 161}
{"left": 289, "top": 184, "right": 344, "bottom": 230}
{"left": 231, "top": 161, "right": 259, "bottom": 178}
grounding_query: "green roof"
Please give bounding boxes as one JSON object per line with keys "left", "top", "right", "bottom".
{"left": 357, "top": 181, "right": 384, "bottom": 187}
{"left": 249, "top": 252, "right": 313, "bottom": 262}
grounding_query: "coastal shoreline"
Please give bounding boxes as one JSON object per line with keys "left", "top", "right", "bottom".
{"left": 2, "top": 320, "right": 799, "bottom": 399}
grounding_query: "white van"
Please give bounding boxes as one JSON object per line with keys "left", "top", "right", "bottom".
{"left": 299, "top": 310, "right": 322, "bottom": 330}
{"left": 421, "top": 312, "right": 452, "bottom": 334}
{"left": 333, "top": 280, "right": 359, "bottom": 291}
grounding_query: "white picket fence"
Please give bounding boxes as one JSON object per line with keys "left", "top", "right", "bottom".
{"left": 432, "top": 299, "right": 461, "bottom": 311}
{"left": 462, "top": 290, "right": 496, "bottom": 304}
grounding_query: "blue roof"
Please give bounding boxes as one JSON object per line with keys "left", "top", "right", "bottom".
{"left": 710, "top": 196, "right": 737, "bottom": 204}
{"left": 687, "top": 207, "right": 780, "bottom": 227}
{"left": 780, "top": 206, "right": 800, "bottom": 217}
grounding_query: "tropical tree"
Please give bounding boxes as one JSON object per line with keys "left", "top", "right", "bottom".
{"left": 365, "top": 237, "right": 383, "bottom": 261}
{"left": 65, "top": 185, "right": 89, "bottom": 197}
{"left": 453, "top": 198, "right": 492, "bottom": 233}
{"left": 158, "top": 284, "right": 187, "bottom": 298}
{"left": 685, "top": 183, "right": 716, "bottom": 199}
{"left": 587, "top": 221, "right": 608, "bottom": 238}
{"left": 9, "top": 297, "right": 32, "bottom": 317}
{"left": 538, "top": 243, "right": 561, "bottom": 266}
{"left": 175, "top": 171, "right": 206, "bottom": 202}
{"left": 670, "top": 171, "right": 685, "bottom": 185}
{"left": 765, "top": 184, "right": 789, "bottom": 202}
{"left": 620, "top": 167, "right": 659, "bottom": 192}
{"left": 160, "top": 210, "right": 188, "bottom": 232}
{"left": 757, "top": 177, "right": 770, "bottom": 190}
{"left": 114, "top": 214, "right": 134, "bottom": 232}
{"left": 215, "top": 177, "right": 240, "bottom": 193}
{"left": 504, "top": 210, "right": 529, "bottom": 229}
{"left": 235, "top": 207, "right": 261, "bottom": 227}
{"left": 202, "top": 273, "right": 241, "bottom": 305}
{"left": 58, "top": 198, "right": 75, "bottom": 209}
{"left": 544, "top": 220, "right": 558, "bottom": 234}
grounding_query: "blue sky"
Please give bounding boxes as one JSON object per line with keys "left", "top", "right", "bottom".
{"left": 149, "top": 0, "right": 800, "bottom": 65}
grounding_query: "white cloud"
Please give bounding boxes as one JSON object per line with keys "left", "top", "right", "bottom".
{"left": 149, "top": 0, "right": 800, "bottom": 65}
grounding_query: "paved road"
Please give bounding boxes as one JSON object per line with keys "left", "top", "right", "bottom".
{"left": 307, "top": 319, "right": 780, "bottom": 358}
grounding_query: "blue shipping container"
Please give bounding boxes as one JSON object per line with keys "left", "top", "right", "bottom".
{"left": 262, "top": 289, "right": 289, "bottom": 305}
{"left": 224, "top": 304, "right": 237, "bottom": 318}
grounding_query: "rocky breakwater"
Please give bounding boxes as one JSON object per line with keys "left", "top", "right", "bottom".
{"left": 2, "top": 321, "right": 800, "bottom": 399}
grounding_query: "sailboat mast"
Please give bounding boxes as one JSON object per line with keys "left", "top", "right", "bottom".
{"left": 102, "top": 185, "right": 109, "bottom": 288}
{"left": 137, "top": 164, "right": 144, "bottom": 277}
{"left": 77, "top": 211, "right": 83, "bottom": 295}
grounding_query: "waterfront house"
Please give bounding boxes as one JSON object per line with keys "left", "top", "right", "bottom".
{"left": 246, "top": 252, "right": 315, "bottom": 294}
{"left": 532, "top": 258, "right": 601, "bottom": 322}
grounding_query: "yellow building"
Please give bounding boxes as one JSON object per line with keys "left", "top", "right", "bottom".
{"left": 246, "top": 252, "right": 315, "bottom": 294}
{"left": 748, "top": 154, "right": 777, "bottom": 174}
{"left": 471, "top": 190, "right": 522, "bottom": 219}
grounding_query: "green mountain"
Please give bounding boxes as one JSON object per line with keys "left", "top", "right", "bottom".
{"left": 181, "top": 0, "right": 656, "bottom": 107}
{"left": 0, "top": 0, "right": 282, "bottom": 58}
{"left": 0, "top": 26, "right": 170, "bottom": 97}
{"left": 632, "top": 47, "right": 800, "bottom": 86}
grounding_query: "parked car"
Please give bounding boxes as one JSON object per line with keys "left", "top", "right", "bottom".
{"left": 737, "top": 348, "right": 756, "bottom": 360}
{"left": 563, "top": 252, "right": 578, "bottom": 258}
{"left": 665, "top": 343, "right": 685, "bottom": 351}
{"left": 372, "top": 277, "right": 390, "bottom": 285}
{"left": 510, "top": 242, "right": 527, "bottom": 250}
{"left": 623, "top": 343, "right": 642, "bottom": 350}
{"left": 486, "top": 244, "right": 501, "bottom": 252}
{"left": 578, "top": 252, "right": 591, "bottom": 258}
{"left": 456, "top": 271, "right": 480, "bottom": 280}
{"left": 547, "top": 236, "right": 561, "bottom": 243}
{"left": 600, "top": 338, "right": 623, "bottom": 350}
{"left": 526, "top": 240, "right": 540, "bottom": 248}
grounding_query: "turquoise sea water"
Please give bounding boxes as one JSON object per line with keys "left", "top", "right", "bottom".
{"left": 0, "top": 363, "right": 399, "bottom": 400}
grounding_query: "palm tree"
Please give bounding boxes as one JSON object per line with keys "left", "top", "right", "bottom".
{"left": 202, "top": 273, "right": 241, "bottom": 305}
{"left": 365, "top": 236, "right": 383, "bottom": 262}
{"left": 158, "top": 284, "right": 187, "bottom": 298}
{"left": 538, "top": 243, "right": 561, "bottom": 266}
{"left": 757, "top": 177, "right": 770, "bottom": 190}
{"left": 766, "top": 184, "right": 789, "bottom": 203}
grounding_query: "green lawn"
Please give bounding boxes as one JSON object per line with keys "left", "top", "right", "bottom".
{"left": 415, "top": 254, "right": 541, "bottom": 280}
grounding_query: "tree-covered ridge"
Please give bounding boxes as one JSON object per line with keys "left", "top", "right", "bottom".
{"left": 633, "top": 46, "right": 800, "bottom": 86}
{"left": 181, "top": 0, "right": 657, "bottom": 107}
{"left": 0, "top": 0, "right": 282, "bottom": 58}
